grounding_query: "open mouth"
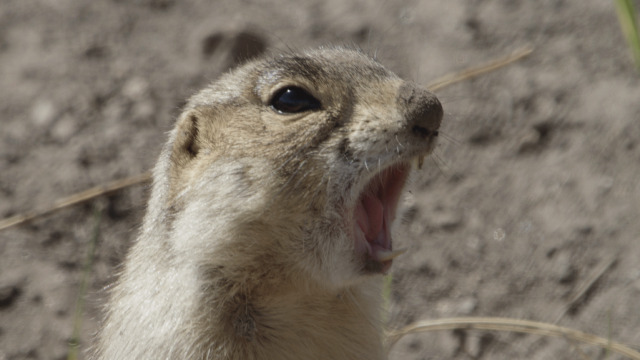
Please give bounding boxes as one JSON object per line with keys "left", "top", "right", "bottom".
{"left": 353, "top": 162, "right": 412, "bottom": 274}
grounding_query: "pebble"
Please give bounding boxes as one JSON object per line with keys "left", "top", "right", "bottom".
{"left": 122, "top": 77, "right": 150, "bottom": 101}
{"left": 457, "top": 297, "right": 478, "bottom": 315}
{"left": 30, "top": 99, "right": 57, "bottom": 127}
{"left": 50, "top": 115, "right": 78, "bottom": 142}
{"left": 431, "top": 211, "right": 462, "bottom": 230}
{"left": 436, "top": 297, "right": 478, "bottom": 315}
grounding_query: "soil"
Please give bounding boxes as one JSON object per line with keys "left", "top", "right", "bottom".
{"left": 1, "top": 1, "right": 639, "bottom": 359}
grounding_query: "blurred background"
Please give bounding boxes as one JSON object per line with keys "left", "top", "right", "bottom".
{"left": 1, "top": 0, "right": 639, "bottom": 359}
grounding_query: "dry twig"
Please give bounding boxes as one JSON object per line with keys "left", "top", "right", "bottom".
{"left": 387, "top": 317, "right": 640, "bottom": 359}
{"left": 553, "top": 255, "right": 618, "bottom": 324}
{"left": 0, "top": 172, "right": 151, "bottom": 231}
{"left": 427, "top": 46, "right": 534, "bottom": 91}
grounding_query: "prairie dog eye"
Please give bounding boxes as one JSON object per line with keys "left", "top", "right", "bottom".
{"left": 270, "top": 86, "right": 321, "bottom": 114}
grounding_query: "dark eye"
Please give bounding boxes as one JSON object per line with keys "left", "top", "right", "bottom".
{"left": 270, "top": 86, "right": 321, "bottom": 114}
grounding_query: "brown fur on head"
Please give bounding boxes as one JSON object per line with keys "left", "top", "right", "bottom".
{"left": 94, "top": 47, "right": 442, "bottom": 360}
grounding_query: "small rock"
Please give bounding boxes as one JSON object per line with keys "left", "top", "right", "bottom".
{"left": 50, "top": 115, "right": 78, "bottom": 142}
{"left": 31, "top": 99, "right": 57, "bottom": 127}
{"left": 122, "top": 77, "right": 150, "bottom": 101}
{"left": 431, "top": 211, "right": 462, "bottom": 230}
{"left": 436, "top": 297, "right": 478, "bottom": 316}
{"left": 492, "top": 228, "right": 506, "bottom": 242}
{"left": 436, "top": 300, "right": 453, "bottom": 314}
{"left": 457, "top": 297, "right": 478, "bottom": 315}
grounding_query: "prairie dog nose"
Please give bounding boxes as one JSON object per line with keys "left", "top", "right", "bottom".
{"left": 397, "top": 82, "right": 443, "bottom": 138}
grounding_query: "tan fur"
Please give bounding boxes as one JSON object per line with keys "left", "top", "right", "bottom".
{"left": 93, "top": 47, "right": 442, "bottom": 359}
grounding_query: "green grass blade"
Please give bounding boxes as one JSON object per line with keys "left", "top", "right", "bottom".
{"left": 615, "top": 0, "right": 640, "bottom": 71}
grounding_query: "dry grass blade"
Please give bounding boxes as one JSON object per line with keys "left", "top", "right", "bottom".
{"left": 553, "top": 255, "right": 617, "bottom": 324}
{"left": 0, "top": 172, "right": 151, "bottom": 231}
{"left": 427, "top": 46, "right": 534, "bottom": 91}
{"left": 386, "top": 317, "right": 640, "bottom": 359}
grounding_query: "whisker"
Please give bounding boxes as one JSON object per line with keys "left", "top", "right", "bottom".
{"left": 429, "top": 151, "right": 450, "bottom": 175}
{"left": 438, "top": 131, "right": 462, "bottom": 146}
{"left": 394, "top": 135, "right": 404, "bottom": 149}
{"left": 429, "top": 156, "right": 445, "bottom": 175}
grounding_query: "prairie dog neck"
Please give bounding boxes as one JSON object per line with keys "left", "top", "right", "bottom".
{"left": 94, "top": 47, "right": 443, "bottom": 360}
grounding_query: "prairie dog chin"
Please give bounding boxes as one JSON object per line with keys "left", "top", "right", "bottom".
{"left": 94, "top": 47, "right": 443, "bottom": 360}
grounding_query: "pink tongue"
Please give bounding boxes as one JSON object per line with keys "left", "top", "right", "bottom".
{"left": 356, "top": 193, "right": 384, "bottom": 241}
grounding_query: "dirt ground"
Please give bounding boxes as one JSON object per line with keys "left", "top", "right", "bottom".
{"left": 1, "top": 0, "right": 639, "bottom": 359}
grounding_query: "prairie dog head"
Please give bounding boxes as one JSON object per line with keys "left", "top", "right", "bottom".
{"left": 158, "top": 47, "right": 442, "bottom": 291}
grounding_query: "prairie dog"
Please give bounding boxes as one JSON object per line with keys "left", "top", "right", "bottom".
{"left": 93, "top": 47, "right": 443, "bottom": 359}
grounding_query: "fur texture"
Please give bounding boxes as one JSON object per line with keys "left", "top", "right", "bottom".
{"left": 93, "top": 47, "right": 442, "bottom": 359}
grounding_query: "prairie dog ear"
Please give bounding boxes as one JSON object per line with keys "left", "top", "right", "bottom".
{"left": 171, "top": 110, "right": 201, "bottom": 170}
{"left": 168, "top": 108, "right": 219, "bottom": 193}
{"left": 168, "top": 107, "right": 224, "bottom": 186}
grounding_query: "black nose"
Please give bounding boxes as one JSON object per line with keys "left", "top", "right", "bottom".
{"left": 397, "top": 82, "right": 443, "bottom": 138}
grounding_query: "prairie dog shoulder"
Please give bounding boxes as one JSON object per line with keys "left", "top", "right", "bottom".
{"left": 94, "top": 47, "right": 443, "bottom": 360}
